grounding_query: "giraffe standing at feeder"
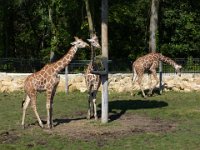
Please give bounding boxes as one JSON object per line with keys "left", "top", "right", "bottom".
{"left": 85, "top": 34, "right": 101, "bottom": 120}
{"left": 132, "top": 52, "right": 182, "bottom": 98}
{"left": 21, "top": 37, "right": 89, "bottom": 129}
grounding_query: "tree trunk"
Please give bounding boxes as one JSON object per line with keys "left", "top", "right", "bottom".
{"left": 84, "top": 0, "right": 95, "bottom": 60}
{"left": 2, "top": 1, "right": 9, "bottom": 58}
{"left": 149, "top": 0, "right": 159, "bottom": 52}
{"left": 48, "top": 6, "right": 56, "bottom": 62}
{"left": 85, "top": 0, "right": 94, "bottom": 36}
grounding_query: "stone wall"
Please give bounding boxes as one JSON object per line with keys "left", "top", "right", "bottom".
{"left": 1, "top": 72, "right": 200, "bottom": 93}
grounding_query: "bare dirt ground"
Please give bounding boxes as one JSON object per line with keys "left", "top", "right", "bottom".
{"left": 0, "top": 113, "right": 176, "bottom": 147}
{"left": 47, "top": 113, "right": 177, "bottom": 141}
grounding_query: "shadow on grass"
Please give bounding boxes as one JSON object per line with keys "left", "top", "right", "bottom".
{"left": 98, "top": 99, "right": 168, "bottom": 122}
{"left": 27, "top": 117, "right": 86, "bottom": 128}
{"left": 36, "top": 100, "right": 168, "bottom": 127}
{"left": 53, "top": 117, "right": 86, "bottom": 127}
{"left": 135, "top": 83, "right": 167, "bottom": 97}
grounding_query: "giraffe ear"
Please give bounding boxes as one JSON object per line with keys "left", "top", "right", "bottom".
{"left": 87, "top": 38, "right": 93, "bottom": 42}
{"left": 70, "top": 41, "right": 77, "bottom": 45}
{"left": 92, "top": 34, "right": 97, "bottom": 39}
{"left": 74, "top": 36, "right": 79, "bottom": 41}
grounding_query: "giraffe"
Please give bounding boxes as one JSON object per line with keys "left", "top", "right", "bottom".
{"left": 132, "top": 52, "right": 182, "bottom": 98}
{"left": 21, "top": 37, "right": 89, "bottom": 129}
{"left": 85, "top": 34, "right": 101, "bottom": 120}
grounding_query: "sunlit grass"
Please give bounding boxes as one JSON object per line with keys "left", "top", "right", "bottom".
{"left": 0, "top": 91, "right": 200, "bottom": 149}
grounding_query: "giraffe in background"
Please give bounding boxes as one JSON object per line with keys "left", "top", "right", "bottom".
{"left": 22, "top": 37, "right": 89, "bottom": 129}
{"left": 132, "top": 52, "right": 182, "bottom": 98}
{"left": 85, "top": 34, "right": 101, "bottom": 120}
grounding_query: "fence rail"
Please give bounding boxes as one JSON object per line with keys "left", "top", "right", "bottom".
{"left": 0, "top": 58, "right": 200, "bottom": 74}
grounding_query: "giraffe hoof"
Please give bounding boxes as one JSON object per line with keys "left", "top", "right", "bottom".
{"left": 131, "top": 92, "right": 136, "bottom": 96}
{"left": 39, "top": 123, "right": 44, "bottom": 128}
{"left": 46, "top": 124, "right": 54, "bottom": 129}
{"left": 47, "top": 126, "right": 51, "bottom": 129}
{"left": 143, "top": 95, "right": 147, "bottom": 99}
{"left": 147, "top": 93, "right": 152, "bottom": 97}
{"left": 21, "top": 125, "right": 25, "bottom": 129}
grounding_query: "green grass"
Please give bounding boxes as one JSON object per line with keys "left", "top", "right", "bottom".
{"left": 0, "top": 91, "right": 200, "bottom": 149}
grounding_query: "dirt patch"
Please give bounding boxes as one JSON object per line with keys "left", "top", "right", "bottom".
{"left": 0, "top": 129, "right": 19, "bottom": 144}
{"left": 47, "top": 113, "right": 176, "bottom": 141}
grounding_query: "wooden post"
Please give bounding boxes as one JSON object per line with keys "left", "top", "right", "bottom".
{"left": 101, "top": 0, "right": 108, "bottom": 123}
{"left": 65, "top": 66, "right": 69, "bottom": 94}
{"left": 159, "top": 61, "right": 162, "bottom": 94}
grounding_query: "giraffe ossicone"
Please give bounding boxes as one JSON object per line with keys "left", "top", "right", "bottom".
{"left": 21, "top": 37, "right": 89, "bottom": 129}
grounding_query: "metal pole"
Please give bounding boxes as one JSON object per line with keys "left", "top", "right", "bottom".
{"left": 101, "top": 0, "right": 108, "bottom": 123}
{"left": 159, "top": 61, "right": 162, "bottom": 94}
{"left": 65, "top": 66, "right": 69, "bottom": 94}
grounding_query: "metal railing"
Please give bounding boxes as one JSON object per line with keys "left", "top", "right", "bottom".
{"left": 0, "top": 58, "right": 45, "bottom": 73}
{"left": 0, "top": 58, "right": 200, "bottom": 74}
{"left": 163, "top": 58, "right": 200, "bottom": 74}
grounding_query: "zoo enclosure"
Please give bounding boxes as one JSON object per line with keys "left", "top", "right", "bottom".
{"left": 0, "top": 58, "right": 200, "bottom": 74}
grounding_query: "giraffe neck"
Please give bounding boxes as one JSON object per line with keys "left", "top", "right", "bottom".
{"left": 53, "top": 46, "right": 78, "bottom": 73}
{"left": 159, "top": 54, "right": 178, "bottom": 68}
{"left": 85, "top": 62, "right": 93, "bottom": 74}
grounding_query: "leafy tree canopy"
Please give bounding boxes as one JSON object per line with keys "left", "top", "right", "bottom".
{"left": 0, "top": 0, "right": 199, "bottom": 65}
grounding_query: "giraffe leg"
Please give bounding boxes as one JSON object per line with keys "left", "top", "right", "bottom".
{"left": 148, "top": 62, "right": 159, "bottom": 96}
{"left": 21, "top": 95, "right": 31, "bottom": 129}
{"left": 92, "top": 91, "right": 98, "bottom": 120}
{"left": 46, "top": 89, "right": 55, "bottom": 129}
{"left": 131, "top": 70, "right": 138, "bottom": 96}
{"left": 48, "top": 77, "right": 59, "bottom": 127}
{"left": 46, "top": 79, "right": 59, "bottom": 129}
{"left": 148, "top": 71, "right": 159, "bottom": 96}
{"left": 147, "top": 74, "right": 153, "bottom": 96}
{"left": 87, "top": 93, "right": 92, "bottom": 119}
{"left": 30, "top": 93, "right": 44, "bottom": 128}
{"left": 137, "top": 76, "right": 147, "bottom": 98}
{"left": 50, "top": 85, "right": 58, "bottom": 126}
{"left": 93, "top": 98, "right": 98, "bottom": 120}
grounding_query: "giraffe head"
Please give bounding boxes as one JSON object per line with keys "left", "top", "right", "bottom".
{"left": 87, "top": 34, "right": 101, "bottom": 49}
{"left": 175, "top": 64, "right": 182, "bottom": 76}
{"left": 71, "top": 37, "right": 89, "bottom": 48}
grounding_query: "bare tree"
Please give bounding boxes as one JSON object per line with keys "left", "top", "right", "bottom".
{"left": 85, "top": 0, "right": 94, "bottom": 36}
{"left": 84, "top": 0, "right": 96, "bottom": 60}
{"left": 149, "top": 0, "right": 159, "bottom": 52}
{"left": 48, "top": 5, "right": 57, "bottom": 62}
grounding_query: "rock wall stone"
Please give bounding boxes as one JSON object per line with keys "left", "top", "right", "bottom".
{"left": 0, "top": 73, "right": 200, "bottom": 93}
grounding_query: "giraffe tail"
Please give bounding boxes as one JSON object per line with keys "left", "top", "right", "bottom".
{"left": 131, "top": 66, "right": 137, "bottom": 95}
{"left": 132, "top": 66, "right": 137, "bottom": 85}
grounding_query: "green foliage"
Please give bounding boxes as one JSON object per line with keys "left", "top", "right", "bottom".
{"left": 159, "top": 0, "right": 200, "bottom": 58}
{"left": 93, "top": 55, "right": 107, "bottom": 71}
{"left": 0, "top": 0, "right": 200, "bottom": 68}
{"left": 186, "top": 56, "right": 194, "bottom": 70}
{"left": 109, "top": 0, "right": 150, "bottom": 61}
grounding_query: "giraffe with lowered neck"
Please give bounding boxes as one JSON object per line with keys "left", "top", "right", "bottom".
{"left": 132, "top": 52, "right": 182, "bottom": 98}
{"left": 22, "top": 37, "right": 89, "bottom": 129}
{"left": 85, "top": 34, "right": 101, "bottom": 120}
